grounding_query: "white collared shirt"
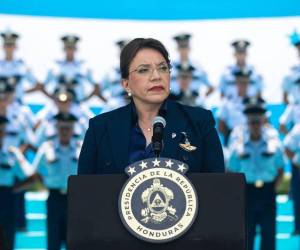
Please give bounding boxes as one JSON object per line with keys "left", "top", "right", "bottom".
{"left": 0, "top": 58, "right": 36, "bottom": 101}
{"left": 227, "top": 134, "right": 285, "bottom": 183}
{"left": 44, "top": 59, "right": 94, "bottom": 102}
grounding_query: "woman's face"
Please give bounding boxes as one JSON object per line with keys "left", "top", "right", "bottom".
{"left": 122, "top": 48, "right": 170, "bottom": 106}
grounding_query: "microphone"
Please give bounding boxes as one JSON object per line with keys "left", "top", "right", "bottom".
{"left": 151, "top": 116, "right": 166, "bottom": 158}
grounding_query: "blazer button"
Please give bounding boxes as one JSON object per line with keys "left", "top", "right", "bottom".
{"left": 182, "top": 155, "right": 189, "bottom": 161}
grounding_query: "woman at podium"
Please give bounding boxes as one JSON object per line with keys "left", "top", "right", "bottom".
{"left": 78, "top": 38, "right": 224, "bottom": 174}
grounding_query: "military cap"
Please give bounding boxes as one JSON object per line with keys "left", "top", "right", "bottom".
{"left": 173, "top": 33, "right": 191, "bottom": 48}
{"left": 243, "top": 97, "right": 267, "bottom": 115}
{"left": 1, "top": 30, "right": 19, "bottom": 45}
{"left": 231, "top": 40, "right": 251, "bottom": 52}
{"left": 61, "top": 35, "right": 80, "bottom": 48}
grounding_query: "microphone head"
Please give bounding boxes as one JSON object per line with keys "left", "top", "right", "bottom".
{"left": 152, "top": 116, "right": 166, "bottom": 128}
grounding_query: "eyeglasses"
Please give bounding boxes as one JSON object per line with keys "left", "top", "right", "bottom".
{"left": 129, "top": 63, "right": 171, "bottom": 76}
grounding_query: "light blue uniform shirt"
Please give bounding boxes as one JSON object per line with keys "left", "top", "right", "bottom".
{"left": 228, "top": 135, "right": 285, "bottom": 183}
{"left": 6, "top": 101, "right": 36, "bottom": 145}
{"left": 217, "top": 95, "right": 247, "bottom": 130}
{"left": 0, "top": 59, "right": 37, "bottom": 102}
{"left": 279, "top": 103, "right": 300, "bottom": 126}
{"left": 282, "top": 65, "right": 300, "bottom": 103}
{"left": 229, "top": 124, "right": 279, "bottom": 150}
{"left": 219, "top": 64, "right": 263, "bottom": 99}
{"left": 33, "top": 137, "right": 81, "bottom": 190}
{"left": 44, "top": 60, "right": 94, "bottom": 102}
{"left": 0, "top": 139, "right": 30, "bottom": 186}
{"left": 34, "top": 102, "right": 92, "bottom": 146}
{"left": 102, "top": 67, "right": 124, "bottom": 97}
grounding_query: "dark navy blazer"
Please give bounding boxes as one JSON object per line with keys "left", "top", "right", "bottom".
{"left": 78, "top": 99, "right": 225, "bottom": 174}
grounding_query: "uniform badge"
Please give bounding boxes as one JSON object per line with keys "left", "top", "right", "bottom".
{"left": 119, "top": 158, "right": 198, "bottom": 243}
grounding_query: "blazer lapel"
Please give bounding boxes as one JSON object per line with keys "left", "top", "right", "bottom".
{"left": 107, "top": 104, "right": 132, "bottom": 169}
{"left": 161, "top": 100, "right": 188, "bottom": 159}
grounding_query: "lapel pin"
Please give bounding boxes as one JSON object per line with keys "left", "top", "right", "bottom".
{"left": 179, "top": 132, "right": 197, "bottom": 152}
{"left": 179, "top": 143, "right": 197, "bottom": 152}
{"left": 172, "top": 133, "right": 176, "bottom": 139}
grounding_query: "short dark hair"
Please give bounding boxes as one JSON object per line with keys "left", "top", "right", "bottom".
{"left": 120, "top": 38, "right": 171, "bottom": 79}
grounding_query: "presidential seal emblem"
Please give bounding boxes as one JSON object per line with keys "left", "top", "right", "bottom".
{"left": 118, "top": 158, "right": 198, "bottom": 243}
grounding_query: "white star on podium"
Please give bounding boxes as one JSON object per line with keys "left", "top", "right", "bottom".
{"left": 139, "top": 161, "right": 148, "bottom": 170}
{"left": 177, "top": 164, "right": 187, "bottom": 173}
{"left": 152, "top": 158, "right": 160, "bottom": 167}
{"left": 127, "top": 167, "right": 136, "bottom": 175}
{"left": 165, "top": 159, "right": 174, "bottom": 168}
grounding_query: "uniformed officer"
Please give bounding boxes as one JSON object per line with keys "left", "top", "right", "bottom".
{"left": 279, "top": 77, "right": 300, "bottom": 134}
{"left": 0, "top": 79, "right": 35, "bottom": 147}
{"left": 227, "top": 98, "right": 285, "bottom": 250}
{"left": 0, "top": 78, "right": 36, "bottom": 232}
{"left": 32, "top": 112, "right": 82, "bottom": 250}
{"left": 35, "top": 85, "right": 93, "bottom": 146}
{"left": 0, "top": 77, "right": 36, "bottom": 145}
{"left": 282, "top": 30, "right": 300, "bottom": 104}
{"left": 169, "top": 64, "right": 203, "bottom": 107}
{"left": 284, "top": 123, "right": 300, "bottom": 235}
{"left": 228, "top": 122, "right": 280, "bottom": 156}
{"left": 101, "top": 39, "right": 131, "bottom": 112}
{"left": 44, "top": 34, "right": 99, "bottom": 103}
{"left": 0, "top": 115, "right": 34, "bottom": 250}
{"left": 102, "top": 39, "right": 129, "bottom": 95}
{"left": 0, "top": 29, "right": 43, "bottom": 103}
{"left": 171, "top": 33, "right": 214, "bottom": 99}
{"left": 219, "top": 40, "right": 263, "bottom": 99}
{"left": 217, "top": 69, "right": 252, "bottom": 146}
